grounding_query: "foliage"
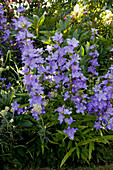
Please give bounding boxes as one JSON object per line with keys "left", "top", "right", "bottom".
{"left": 0, "top": 0, "right": 113, "bottom": 169}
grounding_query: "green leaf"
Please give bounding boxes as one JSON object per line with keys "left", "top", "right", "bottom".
{"left": 39, "top": 74, "right": 44, "bottom": 81}
{"left": 0, "top": 90, "right": 14, "bottom": 106}
{"left": 80, "top": 31, "right": 90, "bottom": 41}
{"left": 78, "top": 138, "right": 96, "bottom": 146}
{"left": 64, "top": 17, "right": 71, "bottom": 28}
{"left": 67, "top": 140, "right": 72, "bottom": 150}
{"left": 15, "top": 93, "right": 29, "bottom": 96}
{"left": 8, "top": 91, "right": 15, "bottom": 105}
{"left": 13, "top": 145, "right": 27, "bottom": 149}
{"left": 33, "top": 15, "right": 39, "bottom": 22}
{"left": 81, "top": 153, "right": 90, "bottom": 165}
{"left": 40, "top": 36, "right": 53, "bottom": 45}
{"left": 41, "top": 145, "right": 44, "bottom": 154}
{"left": 80, "top": 46, "right": 84, "bottom": 57}
{"left": 49, "top": 141, "right": 59, "bottom": 145}
{"left": 5, "top": 50, "right": 11, "bottom": 65}
{"left": 89, "top": 141, "right": 94, "bottom": 160}
{"left": 39, "top": 31, "right": 54, "bottom": 37}
{"left": 83, "top": 128, "right": 93, "bottom": 135}
{"left": 38, "top": 14, "right": 45, "bottom": 28}
{"left": 73, "top": 114, "right": 95, "bottom": 120}
{"left": 20, "top": 120, "right": 33, "bottom": 127}
{"left": 56, "top": 130, "right": 68, "bottom": 136}
{"left": 59, "top": 20, "right": 64, "bottom": 30}
{"left": 103, "top": 135, "right": 113, "bottom": 140}
{"left": 18, "top": 103, "right": 30, "bottom": 108}
{"left": 97, "top": 34, "right": 106, "bottom": 41}
{"left": 60, "top": 147, "right": 76, "bottom": 168}
{"left": 75, "top": 143, "right": 80, "bottom": 159}
{"left": 95, "top": 137, "right": 109, "bottom": 144}
{"left": 85, "top": 42, "right": 90, "bottom": 54}
{"left": 106, "top": 34, "right": 109, "bottom": 40}
{"left": 26, "top": 137, "right": 37, "bottom": 145}
{"left": 27, "top": 18, "right": 34, "bottom": 24}
{"left": 73, "top": 29, "right": 79, "bottom": 39}
{"left": 79, "top": 56, "right": 91, "bottom": 65}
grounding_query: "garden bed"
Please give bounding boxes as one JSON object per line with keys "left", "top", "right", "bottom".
{"left": 0, "top": 0, "right": 113, "bottom": 169}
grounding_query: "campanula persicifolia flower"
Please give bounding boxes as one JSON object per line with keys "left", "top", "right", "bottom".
{"left": 63, "top": 127, "right": 78, "bottom": 140}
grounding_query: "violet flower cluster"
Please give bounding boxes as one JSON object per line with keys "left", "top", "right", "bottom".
{"left": 1, "top": 9, "right": 113, "bottom": 140}
{"left": 0, "top": 5, "right": 21, "bottom": 62}
{"left": 11, "top": 101, "right": 28, "bottom": 115}
{"left": 86, "top": 66, "right": 113, "bottom": 130}
{"left": 0, "top": 5, "right": 11, "bottom": 57}
{"left": 10, "top": 15, "right": 88, "bottom": 138}
{"left": 88, "top": 44, "right": 99, "bottom": 76}
{"left": 11, "top": 15, "right": 45, "bottom": 120}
